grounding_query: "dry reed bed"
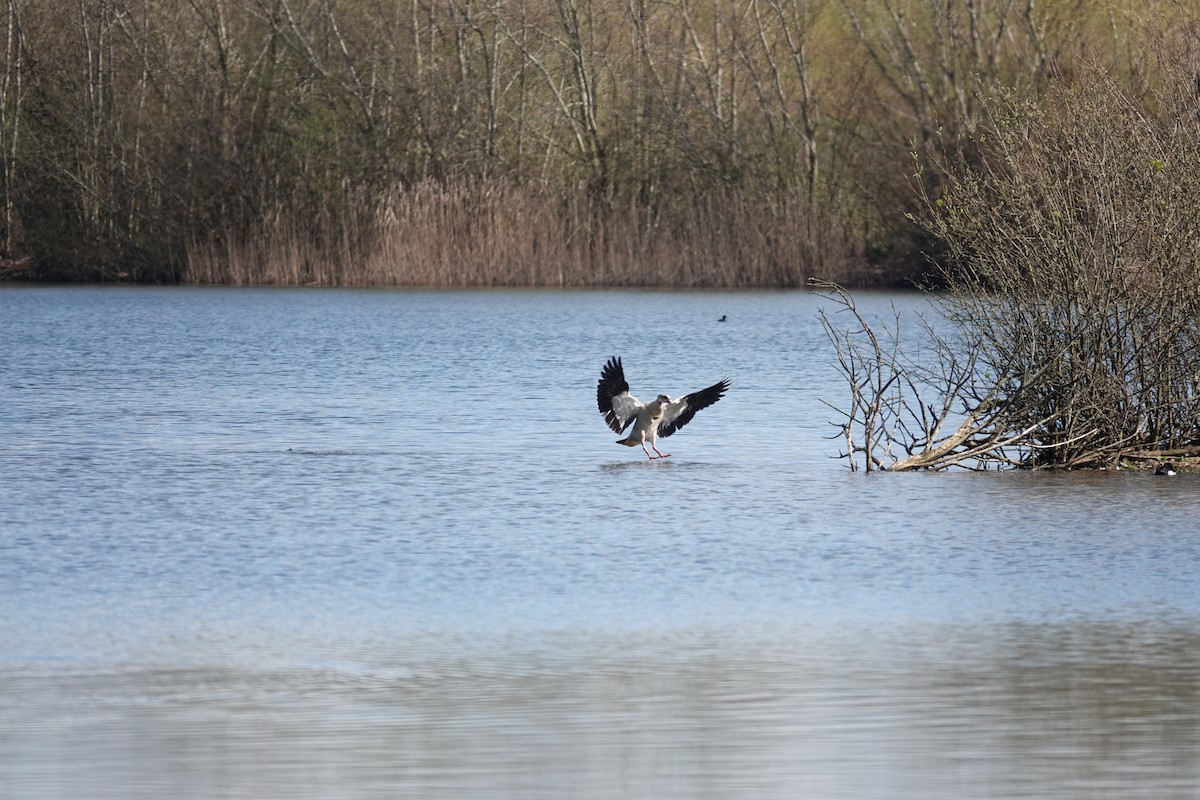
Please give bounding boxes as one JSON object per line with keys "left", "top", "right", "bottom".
{"left": 185, "top": 182, "right": 863, "bottom": 288}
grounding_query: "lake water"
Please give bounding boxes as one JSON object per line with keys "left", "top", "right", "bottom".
{"left": 2, "top": 286, "right": 1198, "bottom": 799}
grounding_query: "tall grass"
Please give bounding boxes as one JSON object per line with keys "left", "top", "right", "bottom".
{"left": 185, "top": 181, "right": 866, "bottom": 288}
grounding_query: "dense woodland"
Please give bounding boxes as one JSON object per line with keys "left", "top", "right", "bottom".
{"left": 0, "top": 0, "right": 1192, "bottom": 286}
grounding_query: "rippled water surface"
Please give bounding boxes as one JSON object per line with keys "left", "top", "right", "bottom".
{"left": 2, "top": 286, "right": 1198, "bottom": 799}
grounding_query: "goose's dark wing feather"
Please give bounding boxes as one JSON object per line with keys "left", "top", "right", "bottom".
{"left": 597, "top": 356, "right": 640, "bottom": 433}
{"left": 658, "top": 379, "right": 730, "bottom": 438}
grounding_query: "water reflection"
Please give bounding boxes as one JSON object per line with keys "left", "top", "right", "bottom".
{"left": 2, "top": 620, "right": 1198, "bottom": 800}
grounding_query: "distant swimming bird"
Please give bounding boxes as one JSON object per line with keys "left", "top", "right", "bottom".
{"left": 1155, "top": 462, "right": 1177, "bottom": 476}
{"left": 718, "top": 314, "right": 727, "bottom": 322}
{"left": 596, "top": 356, "right": 730, "bottom": 459}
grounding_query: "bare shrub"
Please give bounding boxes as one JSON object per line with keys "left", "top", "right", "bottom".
{"left": 818, "top": 47, "right": 1200, "bottom": 470}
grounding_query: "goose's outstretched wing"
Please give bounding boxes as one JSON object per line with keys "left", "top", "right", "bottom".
{"left": 597, "top": 356, "right": 641, "bottom": 433}
{"left": 659, "top": 379, "right": 730, "bottom": 438}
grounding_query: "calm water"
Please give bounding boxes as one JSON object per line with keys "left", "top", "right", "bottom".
{"left": 1, "top": 286, "right": 1198, "bottom": 799}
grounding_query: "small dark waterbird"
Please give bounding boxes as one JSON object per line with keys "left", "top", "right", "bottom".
{"left": 596, "top": 356, "right": 730, "bottom": 459}
{"left": 1154, "top": 462, "right": 1177, "bottom": 476}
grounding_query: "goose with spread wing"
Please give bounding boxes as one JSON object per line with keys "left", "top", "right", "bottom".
{"left": 596, "top": 356, "right": 730, "bottom": 459}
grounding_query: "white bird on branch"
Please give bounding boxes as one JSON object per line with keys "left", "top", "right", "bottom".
{"left": 596, "top": 356, "right": 730, "bottom": 459}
